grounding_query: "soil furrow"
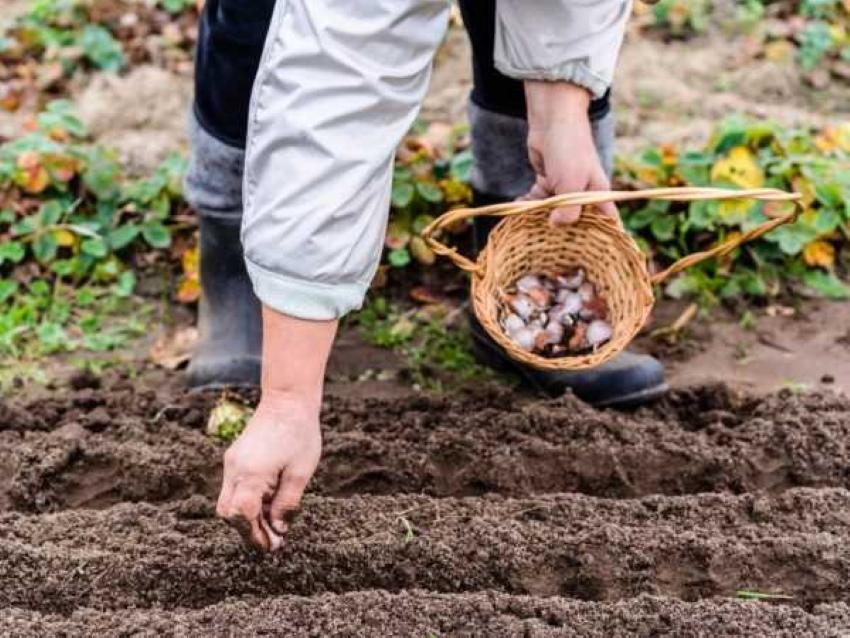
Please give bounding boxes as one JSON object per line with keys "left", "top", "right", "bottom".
{"left": 3, "top": 384, "right": 850, "bottom": 511}
{"left": 3, "top": 593, "right": 850, "bottom": 637}
{"left": 2, "top": 489, "right": 849, "bottom": 613}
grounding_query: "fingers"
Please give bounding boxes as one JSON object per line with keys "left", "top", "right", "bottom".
{"left": 588, "top": 167, "right": 622, "bottom": 227}
{"left": 549, "top": 205, "right": 582, "bottom": 226}
{"left": 217, "top": 477, "right": 282, "bottom": 552}
{"left": 268, "top": 470, "right": 311, "bottom": 537}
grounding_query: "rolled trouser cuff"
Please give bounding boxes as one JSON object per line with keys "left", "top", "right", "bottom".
{"left": 184, "top": 109, "right": 245, "bottom": 220}
{"left": 468, "top": 99, "right": 617, "bottom": 202}
{"left": 245, "top": 258, "right": 368, "bottom": 321}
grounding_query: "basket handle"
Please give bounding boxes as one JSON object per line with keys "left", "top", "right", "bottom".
{"left": 420, "top": 186, "right": 802, "bottom": 280}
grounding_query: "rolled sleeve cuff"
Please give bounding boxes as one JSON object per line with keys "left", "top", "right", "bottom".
{"left": 245, "top": 258, "right": 369, "bottom": 321}
{"left": 493, "top": 59, "right": 609, "bottom": 99}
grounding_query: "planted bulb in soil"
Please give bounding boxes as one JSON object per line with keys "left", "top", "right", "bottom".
{"left": 499, "top": 268, "right": 612, "bottom": 358}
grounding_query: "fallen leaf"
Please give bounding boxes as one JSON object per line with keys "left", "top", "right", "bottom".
{"left": 149, "top": 326, "right": 198, "bottom": 369}
{"left": 409, "top": 286, "right": 443, "bottom": 304}
{"left": 803, "top": 240, "right": 835, "bottom": 269}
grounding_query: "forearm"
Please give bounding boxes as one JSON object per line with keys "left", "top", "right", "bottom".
{"left": 260, "top": 305, "right": 337, "bottom": 412}
{"left": 525, "top": 81, "right": 591, "bottom": 130}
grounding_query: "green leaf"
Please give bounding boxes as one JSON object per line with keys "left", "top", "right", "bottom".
{"left": 802, "top": 270, "right": 850, "bottom": 299}
{"left": 108, "top": 224, "right": 139, "bottom": 250}
{"left": 449, "top": 150, "right": 473, "bottom": 182}
{"left": 37, "top": 322, "right": 68, "bottom": 353}
{"left": 32, "top": 232, "right": 58, "bottom": 263}
{"left": 686, "top": 200, "right": 717, "bottom": 230}
{"left": 388, "top": 248, "right": 411, "bottom": 268}
{"left": 769, "top": 225, "right": 817, "bottom": 255}
{"left": 650, "top": 215, "right": 677, "bottom": 241}
{"left": 39, "top": 200, "right": 64, "bottom": 226}
{"left": 11, "top": 216, "right": 37, "bottom": 236}
{"left": 391, "top": 181, "right": 414, "bottom": 209}
{"left": 142, "top": 222, "right": 171, "bottom": 248}
{"left": 81, "top": 237, "right": 108, "bottom": 258}
{"left": 416, "top": 182, "right": 444, "bottom": 204}
{"left": 113, "top": 270, "right": 136, "bottom": 297}
{"left": 0, "top": 279, "right": 18, "bottom": 303}
{"left": 51, "top": 259, "right": 74, "bottom": 276}
{"left": 78, "top": 25, "right": 125, "bottom": 71}
{"left": 0, "top": 241, "right": 25, "bottom": 264}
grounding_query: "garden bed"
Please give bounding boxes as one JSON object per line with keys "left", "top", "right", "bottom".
{"left": 2, "top": 372, "right": 850, "bottom": 636}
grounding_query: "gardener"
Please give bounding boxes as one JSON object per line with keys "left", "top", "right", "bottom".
{"left": 185, "top": 0, "right": 667, "bottom": 550}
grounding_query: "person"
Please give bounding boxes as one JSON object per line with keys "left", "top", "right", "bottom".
{"left": 184, "top": 0, "right": 667, "bottom": 551}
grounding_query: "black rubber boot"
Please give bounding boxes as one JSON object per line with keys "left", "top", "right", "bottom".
{"left": 469, "top": 193, "right": 668, "bottom": 409}
{"left": 186, "top": 216, "right": 262, "bottom": 389}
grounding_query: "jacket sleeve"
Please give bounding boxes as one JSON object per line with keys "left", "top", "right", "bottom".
{"left": 493, "top": 0, "right": 631, "bottom": 98}
{"left": 241, "top": 0, "right": 449, "bottom": 321}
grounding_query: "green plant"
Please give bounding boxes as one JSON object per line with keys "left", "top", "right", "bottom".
{"left": 354, "top": 296, "right": 499, "bottom": 391}
{"left": 617, "top": 116, "right": 850, "bottom": 305}
{"left": 386, "top": 123, "right": 473, "bottom": 271}
{"left": 649, "top": 0, "right": 712, "bottom": 34}
{"left": 736, "top": 589, "right": 793, "bottom": 601}
{"left": 0, "top": 101, "right": 189, "bottom": 361}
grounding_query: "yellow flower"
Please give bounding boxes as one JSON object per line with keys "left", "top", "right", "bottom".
{"left": 803, "top": 240, "right": 836, "bottom": 269}
{"left": 711, "top": 146, "right": 764, "bottom": 189}
{"left": 53, "top": 229, "right": 77, "bottom": 247}
{"left": 660, "top": 143, "right": 678, "bottom": 166}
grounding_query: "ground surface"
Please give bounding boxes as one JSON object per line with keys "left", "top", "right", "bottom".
{"left": 3, "top": 374, "right": 850, "bottom": 636}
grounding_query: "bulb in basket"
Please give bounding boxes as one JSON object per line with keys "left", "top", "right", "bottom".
{"left": 500, "top": 268, "right": 613, "bottom": 357}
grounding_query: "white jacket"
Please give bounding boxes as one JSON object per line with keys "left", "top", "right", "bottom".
{"left": 242, "top": 0, "right": 631, "bottom": 320}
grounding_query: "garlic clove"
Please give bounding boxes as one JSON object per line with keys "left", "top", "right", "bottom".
{"left": 510, "top": 294, "right": 534, "bottom": 320}
{"left": 559, "top": 268, "right": 585, "bottom": 290}
{"left": 586, "top": 319, "right": 613, "bottom": 347}
{"left": 543, "top": 320, "right": 564, "bottom": 345}
{"left": 578, "top": 282, "right": 595, "bottom": 302}
{"left": 580, "top": 296, "right": 608, "bottom": 321}
{"left": 568, "top": 321, "right": 588, "bottom": 351}
{"left": 561, "top": 291, "right": 583, "bottom": 315}
{"left": 510, "top": 326, "right": 537, "bottom": 351}
{"left": 502, "top": 313, "right": 525, "bottom": 333}
{"left": 527, "top": 286, "right": 552, "bottom": 308}
{"left": 516, "top": 275, "right": 542, "bottom": 293}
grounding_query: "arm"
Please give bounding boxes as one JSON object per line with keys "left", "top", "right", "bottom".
{"left": 215, "top": 0, "right": 450, "bottom": 551}
{"left": 496, "top": 0, "right": 631, "bottom": 223}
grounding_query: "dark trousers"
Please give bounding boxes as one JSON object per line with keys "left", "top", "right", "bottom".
{"left": 193, "top": 0, "right": 611, "bottom": 149}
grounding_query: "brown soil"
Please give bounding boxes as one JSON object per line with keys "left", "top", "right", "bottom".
{"left": 3, "top": 374, "right": 850, "bottom": 635}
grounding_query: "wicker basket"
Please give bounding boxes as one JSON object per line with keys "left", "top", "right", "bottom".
{"left": 421, "top": 187, "right": 801, "bottom": 371}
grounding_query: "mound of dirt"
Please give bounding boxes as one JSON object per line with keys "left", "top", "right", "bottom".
{"left": 4, "top": 382, "right": 850, "bottom": 512}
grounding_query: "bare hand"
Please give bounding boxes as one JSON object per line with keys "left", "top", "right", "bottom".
{"left": 523, "top": 81, "right": 618, "bottom": 226}
{"left": 216, "top": 396, "right": 321, "bottom": 551}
